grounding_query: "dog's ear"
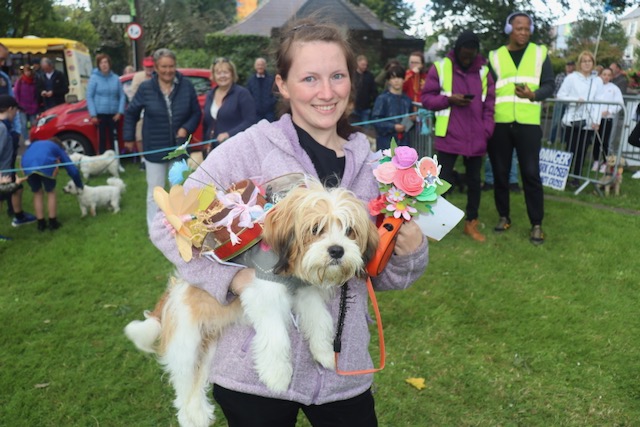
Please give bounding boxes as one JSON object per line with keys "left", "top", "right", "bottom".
{"left": 262, "top": 205, "right": 296, "bottom": 275}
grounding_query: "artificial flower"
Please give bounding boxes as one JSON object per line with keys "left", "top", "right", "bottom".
{"left": 373, "top": 161, "right": 397, "bottom": 184}
{"left": 369, "top": 141, "right": 449, "bottom": 224}
{"left": 368, "top": 195, "right": 387, "bottom": 216}
{"left": 393, "top": 167, "right": 425, "bottom": 196}
{"left": 385, "top": 186, "right": 406, "bottom": 203}
{"left": 386, "top": 199, "right": 417, "bottom": 220}
{"left": 392, "top": 146, "right": 419, "bottom": 169}
{"left": 154, "top": 185, "right": 200, "bottom": 262}
{"left": 168, "top": 159, "right": 193, "bottom": 186}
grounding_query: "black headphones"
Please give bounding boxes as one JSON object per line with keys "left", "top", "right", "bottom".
{"left": 504, "top": 12, "right": 535, "bottom": 35}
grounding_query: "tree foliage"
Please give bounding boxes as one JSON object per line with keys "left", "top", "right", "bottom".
{"left": 352, "top": 0, "right": 415, "bottom": 31}
{"left": 1, "top": 0, "right": 54, "bottom": 37}
{"left": 426, "top": 0, "right": 564, "bottom": 56}
{"left": 563, "top": 16, "right": 627, "bottom": 67}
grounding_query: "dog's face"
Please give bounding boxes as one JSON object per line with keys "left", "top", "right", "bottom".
{"left": 69, "top": 153, "right": 84, "bottom": 164}
{"left": 63, "top": 180, "right": 82, "bottom": 195}
{"left": 263, "top": 182, "right": 379, "bottom": 288}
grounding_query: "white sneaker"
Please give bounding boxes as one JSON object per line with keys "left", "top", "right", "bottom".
{"left": 591, "top": 161, "right": 600, "bottom": 172}
{"left": 599, "top": 163, "right": 607, "bottom": 174}
{"left": 632, "top": 170, "right": 640, "bottom": 179}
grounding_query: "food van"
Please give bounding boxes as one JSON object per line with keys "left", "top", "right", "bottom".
{"left": 0, "top": 37, "right": 93, "bottom": 102}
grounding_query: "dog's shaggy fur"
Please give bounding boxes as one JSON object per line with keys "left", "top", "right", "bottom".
{"left": 599, "top": 155, "right": 625, "bottom": 196}
{"left": 69, "top": 149, "right": 120, "bottom": 180}
{"left": 124, "top": 183, "right": 379, "bottom": 427}
{"left": 63, "top": 177, "right": 126, "bottom": 217}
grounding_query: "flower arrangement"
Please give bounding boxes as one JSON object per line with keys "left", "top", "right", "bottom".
{"left": 155, "top": 141, "right": 271, "bottom": 262}
{"left": 368, "top": 140, "right": 450, "bottom": 221}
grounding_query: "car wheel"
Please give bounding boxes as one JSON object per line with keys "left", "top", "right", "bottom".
{"left": 57, "top": 132, "right": 94, "bottom": 156}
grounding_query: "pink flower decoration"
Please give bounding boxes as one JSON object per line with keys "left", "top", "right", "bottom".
{"left": 392, "top": 146, "right": 419, "bottom": 169}
{"left": 373, "top": 161, "right": 398, "bottom": 184}
{"left": 393, "top": 167, "right": 425, "bottom": 196}
{"left": 368, "top": 195, "right": 386, "bottom": 216}
{"left": 387, "top": 200, "right": 417, "bottom": 221}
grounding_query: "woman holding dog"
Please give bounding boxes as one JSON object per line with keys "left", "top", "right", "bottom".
{"left": 123, "top": 48, "right": 202, "bottom": 231}
{"left": 150, "top": 19, "right": 428, "bottom": 426}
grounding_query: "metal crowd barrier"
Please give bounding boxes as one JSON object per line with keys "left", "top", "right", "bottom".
{"left": 540, "top": 98, "right": 627, "bottom": 195}
{"left": 620, "top": 95, "right": 640, "bottom": 166}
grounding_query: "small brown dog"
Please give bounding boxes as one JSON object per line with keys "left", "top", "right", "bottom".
{"left": 600, "top": 155, "right": 625, "bottom": 196}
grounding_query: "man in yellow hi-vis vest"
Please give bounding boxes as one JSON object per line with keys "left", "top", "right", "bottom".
{"left": 487, "top": 12, "right": 554, "bottom": 245}
{"left": 421, "top": 30, "right": 495, "bottom": 243}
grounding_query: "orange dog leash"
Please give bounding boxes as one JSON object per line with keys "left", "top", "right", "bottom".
{"left": 334, "top": 216, "right": 404, "bottom": 375}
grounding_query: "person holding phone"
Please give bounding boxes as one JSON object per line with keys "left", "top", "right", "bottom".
{"left": 486, "top": 12, "right": 554, "bottom": 245}
{"left": 421, "top": 30, "right": 495, "bottom": 242}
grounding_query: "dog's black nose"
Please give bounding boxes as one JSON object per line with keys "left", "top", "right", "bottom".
{"left": 328, "top": 245, "right": 344, "bottom": 260}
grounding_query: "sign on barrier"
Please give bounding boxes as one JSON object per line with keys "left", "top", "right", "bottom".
{"left": 539, "top": 148, "right": 573, "bottom": 190}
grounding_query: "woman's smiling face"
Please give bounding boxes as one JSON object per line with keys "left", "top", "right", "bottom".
{"left": 275, "top": 41, "right": 351, "bottom": 136}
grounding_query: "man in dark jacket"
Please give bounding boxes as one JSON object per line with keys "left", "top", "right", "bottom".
{"left": 246, "top": 58, "right": 276, "bottom": 122}
{"left": 351, "top": 55, "right": 377, "bottom": 127}
{"left": 35, "top": 57, "right": 69, "bottom": 111}
{"left": 123, "top": 48, "right": 202, "bottom": 230}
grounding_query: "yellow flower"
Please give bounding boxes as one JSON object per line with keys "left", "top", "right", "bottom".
{"left": 153, "top": 185, "right": 201, "bottom": 262}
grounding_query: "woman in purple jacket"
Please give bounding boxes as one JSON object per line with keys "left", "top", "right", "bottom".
{"left": 13, "top": 65, "right": 39, "bottom": 140}
{"left": 150, "top": 19, "right": 428, "bottom": 426}
{"left": 421, "top": 30, "right": 496, "bottom": 242}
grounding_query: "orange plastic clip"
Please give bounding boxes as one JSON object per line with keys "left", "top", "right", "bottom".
{"left": 366, "top": 216, "right": 404, "bottom": 277}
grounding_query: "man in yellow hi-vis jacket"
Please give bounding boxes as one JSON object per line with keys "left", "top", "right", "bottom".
{"left": 487, "top": 12, "right": 554, "bottom": 245}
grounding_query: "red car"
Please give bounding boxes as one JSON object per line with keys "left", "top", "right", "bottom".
{"left": 30, "top": 68, "right": 213, "bottom": 155}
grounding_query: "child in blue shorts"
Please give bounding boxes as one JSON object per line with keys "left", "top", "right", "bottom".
{"left": 19, "top": 139, "right": 84, "bottom": 231}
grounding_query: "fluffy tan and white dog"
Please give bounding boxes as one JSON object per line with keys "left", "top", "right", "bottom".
{"left": 69, "top": 149, "right": 120, "bottom": 180}
{"left": 63, "top": 177, "right": 126, "bottom": 217}
{"left": 124, "top": 182, "right": 379, "bottom": 427}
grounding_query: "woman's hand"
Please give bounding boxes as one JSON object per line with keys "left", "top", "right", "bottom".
{"left": 176, "top": 127, "right": 188, "bottom": 139}
{"left": 230, "top": 268, "right": 255, "bottom": 295}
{"left": 217, "top": 132, "right": 230, "bottom": 143}
{"left": 124, "top": 141, "right": 135, "bottom": 153}
{"left": 393, "top": 220, "right": 423, "bottom": 256}
{"left": 113, "top": 113, "right": 121, "bottom": 122}
{"left": 90, "top": 117, "right": 99, "bottom": 125}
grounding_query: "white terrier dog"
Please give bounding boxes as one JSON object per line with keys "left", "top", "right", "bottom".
{"left": 69, "top": 149, "right": 120, "bottom": 180}
{"left": 124, "top": 183, "right": 379, "bottom": 427}
{"left": 63, "top": 177, "right": 126, "bottom": 217}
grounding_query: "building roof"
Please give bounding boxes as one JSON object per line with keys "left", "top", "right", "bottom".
{"left": 223, "top": 0, "right": 415, "bottom": 40}
{"left": 621, "top": 6, "right": 640, "bottom": 21}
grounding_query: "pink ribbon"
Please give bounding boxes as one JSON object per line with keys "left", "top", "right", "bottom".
{"left": 211, "top": 187, "right": 264, "bottom": 246}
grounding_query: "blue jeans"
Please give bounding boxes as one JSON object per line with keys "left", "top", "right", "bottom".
{"left": 484, "top": 150, "right": 518, "bottom": 184}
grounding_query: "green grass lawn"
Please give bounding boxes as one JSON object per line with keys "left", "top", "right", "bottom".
{"left": 1, "top": 161, "right": 639, "bottom": 426}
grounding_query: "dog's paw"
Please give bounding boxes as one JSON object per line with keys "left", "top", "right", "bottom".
{"left": 259, "top": 360, "right": 292, "bottom": 392}
{"left": 177, "top": 399, "right": 215, "bottom": 427}
{"left": 312, "top": 347, "right": 336, "bottom": 371}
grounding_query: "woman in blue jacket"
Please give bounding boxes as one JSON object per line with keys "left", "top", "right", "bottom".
{"left": 202, "top": 58, "right": 256, "bottom": 151}
{"left": 86, "top": 54, "right": 126, "bottom": 154}
{"left": 123, "top": 48, "right": 202, "bottom": 231}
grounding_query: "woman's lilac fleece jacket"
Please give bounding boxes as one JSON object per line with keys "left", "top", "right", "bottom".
{"left": 149, "top": 114, "right": 429, "bottom": 405}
